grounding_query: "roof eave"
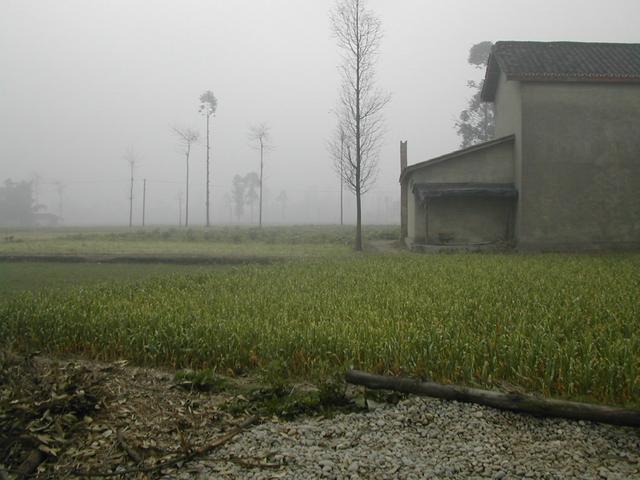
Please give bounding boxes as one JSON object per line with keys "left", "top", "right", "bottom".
{"left": 480, "top": 50, "right": 504, "bottom": 102}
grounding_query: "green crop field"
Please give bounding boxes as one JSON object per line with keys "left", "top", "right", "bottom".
{"left": 0, "top": 262, "right": 225, "bottom": 299}
{"left": 1, "top": 240, "right": 638, "bottom": 408}
{"left": 0, "top": 225, "right": 397, "bottom": 258}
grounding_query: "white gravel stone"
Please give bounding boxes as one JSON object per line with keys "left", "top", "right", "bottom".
{"left": 168, "top": 397, "right": 640, "bottom": 479}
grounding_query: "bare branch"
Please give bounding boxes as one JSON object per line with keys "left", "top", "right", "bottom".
{"left": 247, "top": 122, "right": 274, "bottom": 152}
{"left": 172, "top": 126, "right": 200, "bottom": 145}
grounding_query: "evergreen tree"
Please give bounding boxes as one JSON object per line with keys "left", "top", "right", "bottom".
{"left": 455, "top": 41, "right": 495, "bottom": 148}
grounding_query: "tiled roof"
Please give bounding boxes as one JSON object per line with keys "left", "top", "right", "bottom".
{"left": 481, "top": 41, "right": 640, "bottom": 101}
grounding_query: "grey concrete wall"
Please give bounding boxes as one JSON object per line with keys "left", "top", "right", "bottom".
{"left": 427, "top": 197, "right": 513, "bottom": 245}
{"left": 519, "top": 82, "right": 640, "bottom": 248}
{"left": 400, "top": 141, "right": 408, "bottom": 241}
{"left": 405, "top": 140, "right": 515, "bottom": 245}
{"left": 493, "top": 72, "right": 525, "bottom": 240}
{"left": 407, "top": 188, "right": 428, "bottom": 244}
{"left": 494, "top": 72, "right": 522, "bottom": 139}
{"left": 408, "top": 141, "right": 514, "bottom": 184}
{"left": 407, "top": 185, "right": 418, "bottom": 242}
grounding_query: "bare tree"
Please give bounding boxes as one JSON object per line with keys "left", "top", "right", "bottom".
{"left": 248, "top": 123, "right": 273, "bottom": 228}
{"left": 331, "top": 0, "right": 389, "bottom": 250}
{"left": 172, "top": 127, "right": 199, "bottom": 227}
{"left": 124, "top": 147, "right": 137, "bottom": 228}
{"left": 199, "top": 90, "right": 217, "bottom": 226}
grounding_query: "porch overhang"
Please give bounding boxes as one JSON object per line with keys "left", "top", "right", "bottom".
{"left": 413, "top": 183, "right": 518, "bottom": 205}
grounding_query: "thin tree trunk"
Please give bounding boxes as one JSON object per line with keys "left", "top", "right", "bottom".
{"left": 355, "top": 173, "right": 362, "bottom": 250}
{"left": 185, "top": 144, "right": 190, "bottom": 227}
{"left": 211, "top": 120, "right": 214, "bottom": 224}
{"left": 129, "top": 167, "right": 134, "bottom": 228}
{"left": 259, "top": 142, "right": 264, "bottom": 227}
{"left": 354, "top": 1, "right": 362, "bottom": 251}
{"left": 206, "top": 114, "right": 210, "bottom": 227}
{"left": 142, "top": 179, "right": 146, "bottom": 227}
{"left": 340, "top": 135, "right": 344, "bottom": 226}
{"left": 184, "top": 150, "right": 191, "bottom": 227}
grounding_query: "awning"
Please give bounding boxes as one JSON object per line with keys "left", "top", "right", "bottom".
{"left": 413, "top": 183, "right": 518, "bottom": 204}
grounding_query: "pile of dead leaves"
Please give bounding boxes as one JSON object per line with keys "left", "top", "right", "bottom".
{"left": 0, "top": 351, "right": 265, "bottom": 479}
{"left": 0, "top": 350, "right": 107, "bottom": 478}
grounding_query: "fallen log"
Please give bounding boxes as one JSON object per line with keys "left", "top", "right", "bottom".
{"left": 345, "top": 370, "right": 640, "bottom": 428}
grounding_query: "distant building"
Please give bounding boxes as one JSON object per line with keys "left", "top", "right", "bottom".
{"left": 400, "top": 41, "right": 640, "bottom": 249}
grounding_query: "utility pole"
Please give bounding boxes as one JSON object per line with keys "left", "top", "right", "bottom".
{"left": 142, "top": 178, "right": 147, "bottom": 227}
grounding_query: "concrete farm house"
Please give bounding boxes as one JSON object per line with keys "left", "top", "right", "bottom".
{"left": 400, "top": 41, "right": 640, "bottom": 249}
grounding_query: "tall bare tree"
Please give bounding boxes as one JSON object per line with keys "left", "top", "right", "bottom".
{"left": 124, "top": 147, "right": 137, "bottom": 228}
{"left": 199, "top": 90, "right": 217, "bottom": 226}
{"left": 172, "top": 127, "right": 199, "bottom": 227}
{"left": 331, "top": 0, "right": 389, "bottom": 250}
{"left": 248, "top": 123, "right": 272, "bottom": 228}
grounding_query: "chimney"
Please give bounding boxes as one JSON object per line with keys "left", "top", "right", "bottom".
{"left": 400, "top": 140, "right": 407, "bottom": 172}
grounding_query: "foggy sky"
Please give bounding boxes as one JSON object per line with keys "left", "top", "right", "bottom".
{"left": 2, "top": 0, "right": 639, "bottom": 226}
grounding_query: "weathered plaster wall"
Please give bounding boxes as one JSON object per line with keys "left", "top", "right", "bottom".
{"left": 400, "top": 141, "right": 408, "bottom": 241}
{"left": 427, "top": 197, "right": 513, "bottom": 245}
{"left": 494, "top": 72, "right": 522, "bottom": 139}
{"left": 406, "top": 140, "right": 515, "bottom": 245}
{"left": 493, "top": 72, "right": 524, "bottom": 239}
{"left": 519, "top": 82, "right": 640, "bottom": 248}
{"left": 409, "top": 141, "right": 514, "bottom": 185}
{"left": 407, "top": 185, "right": 418, "bottom": 242}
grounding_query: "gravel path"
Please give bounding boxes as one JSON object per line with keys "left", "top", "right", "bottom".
{"left": 170, "top": 397, "right": 639, "bottom": 480}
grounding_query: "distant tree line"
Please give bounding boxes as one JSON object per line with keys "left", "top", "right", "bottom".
{"left": 0, "top": 179, "right": 43, "bottom": 226}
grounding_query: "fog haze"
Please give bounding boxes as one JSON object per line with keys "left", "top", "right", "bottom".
{"left": 2, "top": 0, "right": 638, "bottom": 225}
